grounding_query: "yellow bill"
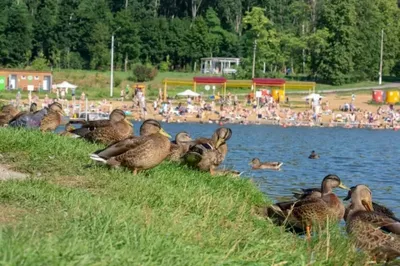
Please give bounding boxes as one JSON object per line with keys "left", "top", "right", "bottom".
{"left": 124, "top": 118, "right": 133, "bottom": 127}
{"left": 159, "top": 128, "right": 171, "bottom": 138}
{"left": 338, "top": 183, "right": 350, "bottom": 190}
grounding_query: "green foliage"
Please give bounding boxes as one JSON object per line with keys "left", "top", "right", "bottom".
{"left": 131, "top": 64, "right": 158, "bottom": 82}
{"left": 0, "top": 1, "right": 397, "bottom": 84}
{"left": 30, "top": 52, "right": 49, "bottom": 71}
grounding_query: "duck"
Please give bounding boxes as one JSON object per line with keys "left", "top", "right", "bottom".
{"left": 40, "top": 102, "right": 66, "bottom": 132}
{"left": 168, "top": 131, "right": 193, "bottom": 162}
{"left": 182, "top": 127, "right": 232, "bottom": 175}
{"left": 343, "top": 185, "right": 399, "bottom": 222}
{"left": 292, "top": 187, "right": 322, "bottom": 200}
{"left": 308, "top": 150, "right": 320, "bottom": 159}
{"left": 262, "top": 174, "right": 349, "bottom": 237}
{"left": 8, "top": 103, "right": 48, "bottom": 129}
{"left": 70, "top": 109, "right": 133, "bottom": 145}
{"left": 0, "top": 104, "right": 19, "bottom": 126}
{"left": 250, "top": 158, "right": 283, "bottom": 170}
{"left": 345, "top": 185, "right": 400, "bottom": 263}
{"left": 59, "top": 122, "right": 79, "bottom": 137}
{"left": 89, "top": 119, "right": 171, "bottom": 175}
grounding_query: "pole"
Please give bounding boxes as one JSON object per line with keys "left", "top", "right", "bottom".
{"left": 110, "top": 34, "right": 115, "bottom": 97}
{"left": 302, "top": 24, "right": 306, "bottom": 74}
{"left": 252, "top": 39, "right": 257, "bottom": 78}
{"left": 379, "top": 29, "right": 384, "bottom": 85}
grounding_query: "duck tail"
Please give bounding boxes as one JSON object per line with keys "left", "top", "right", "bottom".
{"left": 89, "top": 154, "right": 107, "bottom": 164}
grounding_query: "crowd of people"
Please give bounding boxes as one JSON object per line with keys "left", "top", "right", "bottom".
{"left": 6, "top": 86, "right": 400, "bottom": 130}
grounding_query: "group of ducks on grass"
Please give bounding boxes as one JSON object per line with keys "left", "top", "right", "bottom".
{"left": 262, "top": 174, "right": 400, "bottom": 263}
{"left": 0, "top": 102, "right": 65, "bottom": 131}
{"left": 2, "top": 105, "right": 399, "bottom": 262}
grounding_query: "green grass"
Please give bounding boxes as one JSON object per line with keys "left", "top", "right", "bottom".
{"left": 0, "top": 128, "right": 368, "bottom": 265}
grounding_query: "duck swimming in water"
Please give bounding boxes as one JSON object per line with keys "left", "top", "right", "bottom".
{"left": 308, "top": 150, "right": 320, "bottom": 159}
{"left": 250, "top": 158, "right": 283, "bottom": 170}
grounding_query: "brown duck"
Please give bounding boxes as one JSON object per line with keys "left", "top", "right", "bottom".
{"left": 263, "top": 174, "right": 349, "bottom": 238}
{"left": 40, "top": 102, "right": 65, "bottom": 132}
{"left": 250, "top": 158, "right": 283, "bottom": 170}
{"left": 183, "top": 127, "right": 232, "bottom": 175}
{"left": 70, "top": 109, "right": 133, "bottom": 145}
{"left": 0, "top": 104, "right": 19, "bottom": 126}
{"left": 168, "top": 131, "right": 192, "bottom": 162}
{"left": 345, "top": 185, "right": 400, "bottom": 263}
{"left": 344, "top": 185, "right": 399, "bottom": 221}
{"left": 90, "top": 119, "right": 171, "bottom": 175}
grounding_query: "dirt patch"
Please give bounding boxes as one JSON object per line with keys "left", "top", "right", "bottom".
{"left": 0, "top": 204, "right": 28, "bottom": 224}
{"left": 0, "top": 164, "right": 28, "bottom": 181}
{"left": 51, "top": 175, "right": 91, "bottom": 188}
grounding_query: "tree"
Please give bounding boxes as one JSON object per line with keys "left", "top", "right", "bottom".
{"left": 3, "top": 1, "right": 33, "bottom": 67}
{"left": 114, "top": 10, "right": 141, "bottom": 72}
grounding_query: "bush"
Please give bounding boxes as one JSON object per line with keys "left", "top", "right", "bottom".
{"left": 391, "top": 61, "right": 400, "bottom": 77}
{"left": 131, "top": 64, "right": 158, "bottom": 82}
{"left": 159, "top": 61, "right": 169, "bottom": 72}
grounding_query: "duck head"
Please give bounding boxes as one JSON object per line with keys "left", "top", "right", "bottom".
{"left": 320, "top": 174, "right": 349, "bottom": 194}
{"left": 349, "top": 185, "right": 373, "bottom": 212}
{"left": 250, "top": 158, "right": 261, "bottom": 167}
{"left": 140, "top": 119, "right": 171, "bottom": 138}
{"left": 212, "top": 127, "right": 232, "bottom": 149}
{"left": 175, "top": 131, "right": 192, "bottom": 144}
{"left": 110, "top": 109, "right": 133, "bottom": 128}
{"left": 49, "top": 102, "right": 66, "bottom": 115}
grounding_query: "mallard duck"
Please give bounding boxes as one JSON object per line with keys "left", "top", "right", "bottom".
{"left": 345, "top": 185, "right": 400, "bottom": 263}
{"left": 70, "top": 109, "right": 133, "bottom": 145}
{"left": 308, "top": 150, "right": 320, "bottom": 159}
{"left": 292, "top": 188, "right": 322, "bottom": 200}
{"left": 8, "top": 103, "right": 48, "bottom": 129}
{"left": 168, "top": 131, "right": 192, "bottom": 162}
{"left": 40, "top": 102, "right": 66, "bottom": 132}
{"left": 59, "top": 122, "right": 79, "bottom": 137}
{"left": 89, "top": 119, "right": 171, "bottom": 175}
{"left": 263, "top": 174, "right": 349, "bottom": 237}
{"left": 343, "top": 185, "right": 399, "bottom": 222}
{"left": 250, "top": 158, "right": 283, "bottom": 170}
{"left": 0, "top": 104, "right": 19, "bottom": 126}
{"left": 182, "top": 127, "right": 232, "bottom": 175}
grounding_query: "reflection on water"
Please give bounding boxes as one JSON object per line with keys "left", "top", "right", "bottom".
{"left": 148, "top": 122, "right": 400, "bottom": 217}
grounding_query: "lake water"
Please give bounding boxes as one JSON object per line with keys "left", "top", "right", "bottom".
{"left": 135, "top": 122, "right": 400, "bottom": 217}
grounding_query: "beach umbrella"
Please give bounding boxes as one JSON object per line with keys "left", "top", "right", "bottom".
{"left": 177, "top": 90, "right": 200, "bottom": 97}
{"left": 302, "top": 93, "right": 324, "bottom": 100}
{"left": 55, "top": 81, "right": 78, "bottom": 93}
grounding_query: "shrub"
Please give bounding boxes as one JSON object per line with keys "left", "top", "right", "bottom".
{"left": 131, "top": 64, "right": 158, "bottom": 82}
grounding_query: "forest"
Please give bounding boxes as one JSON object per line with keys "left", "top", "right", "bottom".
{"left": 0, "top": 0, "right": 400, "bottom": 84}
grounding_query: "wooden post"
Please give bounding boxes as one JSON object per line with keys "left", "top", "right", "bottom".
{"left": 223, "top": 82, "right": 227, "bottom": 98}
{"left": 163, "top": 81, "right": 167, "bottom": 101}
{"left": 193, "top": 82, "right": 197, "bottom": 92}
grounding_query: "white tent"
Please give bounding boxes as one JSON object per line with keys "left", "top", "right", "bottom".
{"left": 302, "top": 93, "right": 324, "bottom": 100}
{"left": 177, "top": 89, "right": 200, "bottom": 97}
{"left": 55, "top": 81, "right": 78, "bottom": 93}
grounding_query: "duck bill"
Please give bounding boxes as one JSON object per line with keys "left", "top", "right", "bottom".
{"left": 159, "top": 128, "right": 171, "bottom": 138}
{"left": 361, "top": 199, "right": 374, "bottom": 212}
{"left": 124, "top": 118, "right": 133, "bottom": 127}
{"left": 338, "top": 183, "right": 350, "bottom": 191}
{"left": 215, "top": 138, "right": 225, "bottom": 149}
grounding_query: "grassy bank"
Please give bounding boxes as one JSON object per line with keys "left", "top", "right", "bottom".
{"left": 0, "top": 128, "right": 366, "bottom": 265}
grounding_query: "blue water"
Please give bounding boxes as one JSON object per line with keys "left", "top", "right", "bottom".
{"left": 134, "top": 122, "right": 400, "bottom": 217}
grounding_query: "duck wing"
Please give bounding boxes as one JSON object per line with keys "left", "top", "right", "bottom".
{"left": 92, "top": 136, "right": 142, "bottom": 159}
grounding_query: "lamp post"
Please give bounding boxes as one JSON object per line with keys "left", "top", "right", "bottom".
{"left": 110, "top": 27, "right": 121, "bottom": 98}
{"left": 251, "top": 38, "right": 257, "bottom": 79}
{"left": 378, "top": 28, "right": 384, "bottom": 85}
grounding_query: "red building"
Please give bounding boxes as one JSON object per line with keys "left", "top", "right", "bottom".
{"left": 0, "top": 69, "right": 52, "bottom": 92}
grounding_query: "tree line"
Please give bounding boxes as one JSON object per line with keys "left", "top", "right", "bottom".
{"left": 0, "top": 0, "right": 399, "bottom": 84}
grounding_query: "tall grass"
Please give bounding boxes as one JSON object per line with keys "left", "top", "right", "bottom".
{"left": 0, "top": 128, "right": 367, "bottom": 265}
